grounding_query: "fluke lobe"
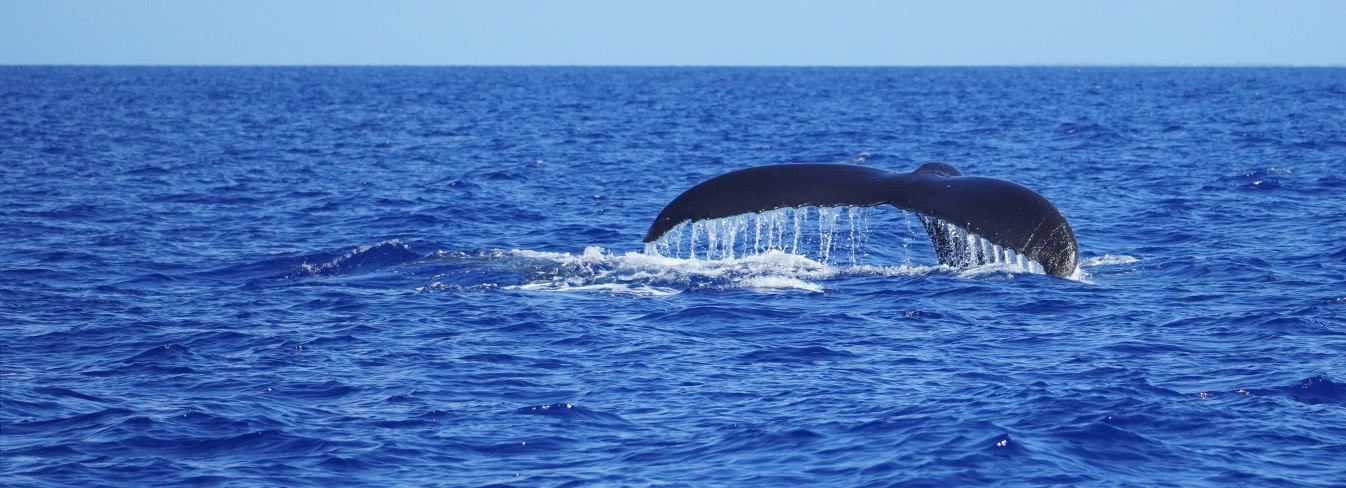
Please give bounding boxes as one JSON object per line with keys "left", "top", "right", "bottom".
{"left": 643, "top": 163, "right": 1079, "bottom": 278}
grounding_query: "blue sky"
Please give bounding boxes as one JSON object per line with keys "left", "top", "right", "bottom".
{"left": 3, "top": 0, "right": 1344, "bottom": 66}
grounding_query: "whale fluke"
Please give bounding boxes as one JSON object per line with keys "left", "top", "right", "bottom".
{"left": 644, "top": 163, "right": 1079, "bottom": 278}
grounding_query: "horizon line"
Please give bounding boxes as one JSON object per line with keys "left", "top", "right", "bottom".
{"left": 4, "top": 63, "right": 1344, "bottom": 69}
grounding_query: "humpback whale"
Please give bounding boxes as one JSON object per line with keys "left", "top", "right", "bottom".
{"left": 644, "top": 163, "right": 1079, "bottom": 278}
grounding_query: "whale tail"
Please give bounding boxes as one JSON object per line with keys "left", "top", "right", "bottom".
{"left": 643, "top": 163, "right": 1079, "bottom": 278}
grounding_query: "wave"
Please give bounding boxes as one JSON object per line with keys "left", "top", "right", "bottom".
{"left": 290, "top": 240, "right": 422, "bottom": 277}
{"left": 426, "top": 246, "right": 1127, "bottom": 294}
{"left": 215, "top": 236, "right": 1141, "bottom": 295}
{"left": 210, "top": 215, "right": 1138, "bottom": 293}
{"left": 1195, "top": 376, "right": 1346, "bottom": 406}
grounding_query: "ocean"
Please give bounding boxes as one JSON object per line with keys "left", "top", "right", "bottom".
{"left": 2, "top": 66, "right": 1344, "bottom": 487}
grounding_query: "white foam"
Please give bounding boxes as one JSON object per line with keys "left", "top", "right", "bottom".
{"left": 435, "top": 206, "right": 1126, "bottom": 293}
{"left": 1080, "top": 254, "right": 1140, "bottom": 266}
{"left": 494, "top": 245, "right": 979, "bottom": 295}
{"left": 739, "top": 276, "right": 825, "bottom": 293}
{"left": 500, "top": 247, "right": 835, "bottom": 294}
{"left": 423, "top": 242, "right": 1107, "bottom": 295}
{"left": 512, "top": 281, "right": 681, "bottom": 296}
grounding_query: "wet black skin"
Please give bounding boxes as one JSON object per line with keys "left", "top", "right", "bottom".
{"left": 644, "top": 163, "right": 1078, "bottom": 278}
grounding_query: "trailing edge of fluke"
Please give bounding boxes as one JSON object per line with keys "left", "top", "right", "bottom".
{"left": 643, "top": 163, "right": 1079, "bottom": 278}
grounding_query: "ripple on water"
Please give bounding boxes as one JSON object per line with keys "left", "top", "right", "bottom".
{"left": 4, "top": 66, "right": 1345, "bottom": 487}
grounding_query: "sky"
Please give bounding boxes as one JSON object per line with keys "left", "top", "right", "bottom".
{"left": 3, "top": 0, "right": 1344, "bottom": 66}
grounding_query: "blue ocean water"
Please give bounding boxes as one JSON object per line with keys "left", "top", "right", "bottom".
{"left": 2, "top": 66, "right": 1345, "bottom": 487}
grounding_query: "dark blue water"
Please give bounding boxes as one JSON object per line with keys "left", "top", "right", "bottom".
{"left": 3, "top": 67, "right": 1345, "bottom": 487}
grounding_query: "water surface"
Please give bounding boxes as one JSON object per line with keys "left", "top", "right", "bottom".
{"left": 3, "top": 67, "right": 1345, "bottom": 487}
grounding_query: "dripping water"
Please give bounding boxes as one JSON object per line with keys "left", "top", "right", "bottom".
{"left": 916, "top": 214, "right": 1047, "bottom": 274}
{"left": 645, "top": 206, "right": 871, "bottom": 266}
{"left": 644, "top": 207, "right": 1049, "bottom": 275}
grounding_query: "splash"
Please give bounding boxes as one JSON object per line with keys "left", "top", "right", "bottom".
{"left": 303, "top": 211, "right": 1136, "bottom": 295}
{"left": 503, "top": 246, "right": 849, "bottom": 294}
{"left": 483, "top": 204, "right": 1073, "bottom": 294}
{"left": 644, "top": 206, "right": 1063, "bottom": 276}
